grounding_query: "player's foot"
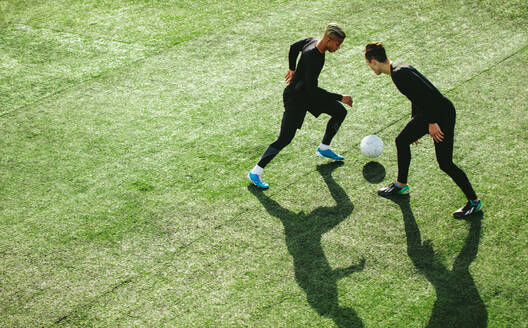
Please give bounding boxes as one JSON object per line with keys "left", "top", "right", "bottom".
{"left": 377, "top": 182, "right": 410, "bottom": 197}
{"left": 316, "top": 147, "right": 344, "bottom": 161}
{"left": 453, "top": 200, "right": 482, "bottom": 219}
{"left": 248, "top": 171, "right": 269, "bottom": 189}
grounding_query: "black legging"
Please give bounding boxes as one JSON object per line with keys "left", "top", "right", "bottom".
{"left": 258, "top": 100, "right": 347, "bottom": 168}
{"left": 395, "top": 106, "right": 477, "bottom": 200}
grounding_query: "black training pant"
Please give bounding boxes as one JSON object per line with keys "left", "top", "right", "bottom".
{"left": 395, "top": 104, "right": 477, "bottom": 200}
{"left": 257, "top": 100, "right": 347, "bottom": 168}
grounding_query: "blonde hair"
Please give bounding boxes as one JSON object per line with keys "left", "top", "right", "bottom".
{"left": 325, "top": 22, "right": 346, "bottom": 39}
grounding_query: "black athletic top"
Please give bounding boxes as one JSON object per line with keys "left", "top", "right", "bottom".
{"left": 391, "top": 62, "right": 452, "bottom": 123}
{"left": 284, "top": 37, "right": 342, "bottom": 107}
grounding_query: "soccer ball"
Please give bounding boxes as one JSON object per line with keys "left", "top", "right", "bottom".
{"left": 360, "top": 135, "right": 383, "bottom": 158}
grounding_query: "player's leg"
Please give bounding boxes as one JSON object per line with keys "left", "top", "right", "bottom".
{"left": 433, "top": 114, "right": 481, "bottom": 217}
{"left": 315, "top": 100, "right": 347, "bottom": 160}
{"left": 249, "top": 110, "right": 304, "bottom": 189}
{"left": 258, "top": 110, "right": 303, "bottom": 168}
{"left": 378, "top": 117, "right": 427, "bottom": 197}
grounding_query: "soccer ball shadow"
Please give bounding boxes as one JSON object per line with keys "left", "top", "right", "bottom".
{"left": 362, "top": 161, "right": 386, "bottom": 184}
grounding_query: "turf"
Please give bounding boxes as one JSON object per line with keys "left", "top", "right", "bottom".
{"left": 0, "top": 0, "right": 527, "bottom": 327}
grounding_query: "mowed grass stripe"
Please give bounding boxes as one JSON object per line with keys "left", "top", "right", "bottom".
{"left": 0, "top": 0, "right": 292, "bottom": 115}
{"left": 0, "top": 23, "right": 154, "bottom": 116}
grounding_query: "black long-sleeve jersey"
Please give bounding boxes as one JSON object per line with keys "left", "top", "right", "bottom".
{"left": 284, "top": 37, "right": 342, "bottom": 107}
{"left": 391, "top": 62, "right": 452, "bottom": 123}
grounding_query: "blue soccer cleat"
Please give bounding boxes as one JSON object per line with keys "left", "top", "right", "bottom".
{"left": 248, "top": 171, "right": 269, "bottom": 189}
{"left": 316, "top": 147, "right": 344, "bottom": 161}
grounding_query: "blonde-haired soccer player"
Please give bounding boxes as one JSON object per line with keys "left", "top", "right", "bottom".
{"left": 248, "top": 23, "right": 353, "bottom": 189}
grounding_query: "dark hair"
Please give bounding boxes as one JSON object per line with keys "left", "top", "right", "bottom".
{"left": 365, "top": 42, "right": 388, "bottom": 62}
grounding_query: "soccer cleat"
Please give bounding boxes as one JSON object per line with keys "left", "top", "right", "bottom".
{"left": 377, "top": 182, "right": 410, "bottom": 197}
{"left": 453, "top": 200, "right": 482, "bottom": 219}
{"left": 316, "top": 147, "right": 344, "bottom": 161}
{"left": 248, "top": 171, "right": 269, "bottom": 189}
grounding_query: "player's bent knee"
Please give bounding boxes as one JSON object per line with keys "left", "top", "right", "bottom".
{"left": 438, "top": 161, "right": 455, "bottom": 173}
{"left": 395, "top": 135, "right": 405, "bottom": 147}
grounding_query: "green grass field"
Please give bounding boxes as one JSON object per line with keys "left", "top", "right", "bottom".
{"left": 1, "top": 0, "right": 527, "bottom": 326}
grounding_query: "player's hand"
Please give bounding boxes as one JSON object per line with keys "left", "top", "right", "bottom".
{"left": 285, "top": 69, "right": 294, "bottom": 84}
{"left": 341, "top": 95, "right": 353, "bottom": 107}
{"left": 429, "top": 123, "right": 444, "bottom": 143}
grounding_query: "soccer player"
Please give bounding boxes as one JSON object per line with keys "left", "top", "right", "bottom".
{"left": 248, "top": 23, "right": 353, "bottom": 189}
{"left": 364, "top": 42, "right": 482, "bottom": 218}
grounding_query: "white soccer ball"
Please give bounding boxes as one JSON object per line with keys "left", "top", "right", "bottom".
{"left": 360, "top": 135, "right": 383, "bottom": 158}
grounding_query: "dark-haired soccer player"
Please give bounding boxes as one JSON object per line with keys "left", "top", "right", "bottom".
{"left": 364, "top": 42, "right": 481, "bottom": 218}
{"left": 248, "top": 23, "right": 353, "bottom": 189}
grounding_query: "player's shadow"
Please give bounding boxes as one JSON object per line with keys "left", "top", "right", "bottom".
{"left": 386, "top": 196, "right": 487, "bottom": 327}
{"left": 249, "top": 161, "right": 365, "bottom": 328}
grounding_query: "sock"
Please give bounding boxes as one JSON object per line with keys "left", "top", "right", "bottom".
{"left": 471, "top": 199, "right": 480, "bottom": 206}
{"left": 394, "top": 181, "right": 406, "bottom": 189}
{"left": 319, "top": 143, "right": 331, "bottom": 151}
{"left": 251, "top": 165, "right": 263, "bottom": 176}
